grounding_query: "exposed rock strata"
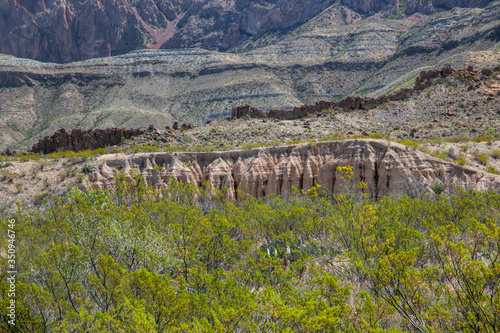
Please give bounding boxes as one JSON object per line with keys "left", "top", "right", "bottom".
{"left": 89, "top": 140, "right": 500, "bottom": 199}
{"left": 342, "top": 0, "right": 493, "bottom": 15}
{"left": 1, "top": 0, "right": 496, "bottom": 63}
{"left": 0, "top": 0, "right": 149, "bottom": 63}
{"left": 1, "top": 2, "right": 500, "bottom": 152}
{"left": 0, "top": 0, "right": 338, "bottom": 62}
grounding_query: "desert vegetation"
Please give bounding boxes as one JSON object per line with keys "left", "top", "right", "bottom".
{"left": 1, "top": 168, "right": 499, "bottom": 332}
{"left": 1, "top": 0, "right": 500, "bottom": 331}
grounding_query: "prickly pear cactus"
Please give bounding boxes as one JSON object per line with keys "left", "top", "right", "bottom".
{"left": 259, "top": 238, "right": 329, "bottom": 263}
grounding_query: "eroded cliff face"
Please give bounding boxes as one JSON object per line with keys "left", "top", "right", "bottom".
{"left": 0, "top": 0, "right": 148, "bottom": 63}
{"left": 0, "top": 0, "right": 338, "bottom": 62}
{"left": 341, "top": 0, "right": 493, "bottom": 15}
{"left": 1, "top": 0, "right": 496, "bottom": 63}
{"left": 89, "top": 140, "right": 500, "bottom": 199}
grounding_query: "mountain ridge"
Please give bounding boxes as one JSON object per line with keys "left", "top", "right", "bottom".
{"left": 0, "top": 1, "right": 499, "bottom": 152}
{"left": 1, "top": 0, "right": 497, "bottom": 63}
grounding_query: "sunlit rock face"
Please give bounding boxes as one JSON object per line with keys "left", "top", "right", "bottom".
{"left": 89, "top": 140, "right": 500, "bottom": 199}
{"left": 1, "top": 0, "right": 495, "bottom": 63}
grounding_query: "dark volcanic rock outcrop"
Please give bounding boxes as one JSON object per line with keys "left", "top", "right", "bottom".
{"left": 32, "top": 128, "right": 145, "bottom": 154}
{"left": 233, "top": 86, "right": 415, "bottom": 120}
{"left": 235, "top": 86, "right": 415, "bottom": 120}
{"left": 232, "top": 105, "right": 269, "bottom": 119}
{"left": 232, "top": 65, "right": 498, "bottom": 120}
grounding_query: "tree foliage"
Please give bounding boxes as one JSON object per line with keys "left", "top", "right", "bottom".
{"left": 1, "top": 171, "right": 499, "bottom": 332}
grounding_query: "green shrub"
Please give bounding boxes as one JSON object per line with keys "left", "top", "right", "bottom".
{"left": 399, "top": 139, "right": 419, "bottom": 149}
{"left": 241, "top": 142, "right": 264, "bottom": 149}
{"left": 82, "top": 164, "right": 95, "bottom": 174}
{"left": 2, "top": 176, "right": 500, "bottom": 332}
{"left": 431, "top": 180, "right": 445, "bottom": 194}
{"left": 487, "top": 166, "right": 499, "bottom": 174}
{"left": 455, "top": 154, "right": 467, "bottom": 165}
{"left": 473, "top": 151, "right": 489, "bottom": 165}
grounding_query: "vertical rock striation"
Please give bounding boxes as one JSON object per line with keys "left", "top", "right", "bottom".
{"left": 89, "top": 140, "right": 500, "bottom": 199}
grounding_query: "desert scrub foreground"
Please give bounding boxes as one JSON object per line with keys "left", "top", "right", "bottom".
{"left": 1, "top": 173, "right": 499, "bottom": 332}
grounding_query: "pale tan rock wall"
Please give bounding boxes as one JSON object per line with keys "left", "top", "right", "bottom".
{"left": 89, "top": 140, "right": 500, "bottom": 199}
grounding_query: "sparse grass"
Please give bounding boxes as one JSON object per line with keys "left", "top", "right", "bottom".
{"left": 431, "top": 150, "right": 449, "bottom": 161}
{"left": 47, "top": 148, "right": 106, "bottom": 160}
{"left": 33, "top": 191, "right": 49, "bottom": 205}
{"left": 486, "top": 166, "right": 499, "bottom": 174}
{"left": 241, "top": 142, "right": 265, "bottom": 149}
{"left": 126, "top": 145, "right": 160, "bottom": 153}
{"left": 0, "top": 170, "right": 19, "bottom": 183}
{"left": 455, "top": 154, "right": 467, "bottom": 165}
{"left": 18, "top": 153, "right": 43, "bottom": 161}
{"left": 473, "top": 151, "right": 489, "bottom": 165}
{"left": 399, "top": 139, "right": 419, "bottom": 149}
{"left": 59, "top": 166, "right": 77, "bottom": 181}
{"left": 29, "top": 166, "right": 42, "bottom": 178}
{"left": 193, "top": 146, "right": 216, "bottom": 152}
{"left": 319, "top": 134, "right": 341, "bottom": 142}
{"left": 163, "top": 146, "right": 186, "bottom": 152}
{"left": 0, "top": 162, "right": 13, "bottom": 169}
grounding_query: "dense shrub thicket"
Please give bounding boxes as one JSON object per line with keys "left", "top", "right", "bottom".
{"left": 1, "top": 168, "right": 499, "bottom": 332}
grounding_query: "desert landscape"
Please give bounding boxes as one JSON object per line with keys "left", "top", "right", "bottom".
{"left": 1, "top": 0, "right": 500, "bottom": 331}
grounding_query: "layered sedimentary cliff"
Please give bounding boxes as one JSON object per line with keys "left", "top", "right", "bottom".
{"left": 1, "top": 0, "right": 496, "bottom": 63}
{"left": 0, "top": 0, "right": 148, "bottom": 63}
{"left": 0, "top": 0, "right": 340, "bottom": 62}
{"left": 342, "top": 0, "right": 493, "bottom": 15}
{"left": 89, "top": 140, "right": 500, "bottom": 199}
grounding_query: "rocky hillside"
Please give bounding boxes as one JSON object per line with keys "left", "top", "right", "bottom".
{"left": 2, "top": 64, "right": 500, "bottom": 212}
{"left": 1, "top": 0, "right": 496, "bottom": 63}
{"left": 2, "top": 63, "right": 500, "bottom": 212}
{"left": 1, "top": 1, "right": 500, "bottom": 152}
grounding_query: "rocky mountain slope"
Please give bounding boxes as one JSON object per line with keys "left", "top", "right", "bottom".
{"left": 1, "top": 1, "right": 499, "bottom": 152}
{"left": 2, "top": 0, "right": 495, "bottom": 64}
{"left": 2, "top": 65, "right": 500, "bottom": 212}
